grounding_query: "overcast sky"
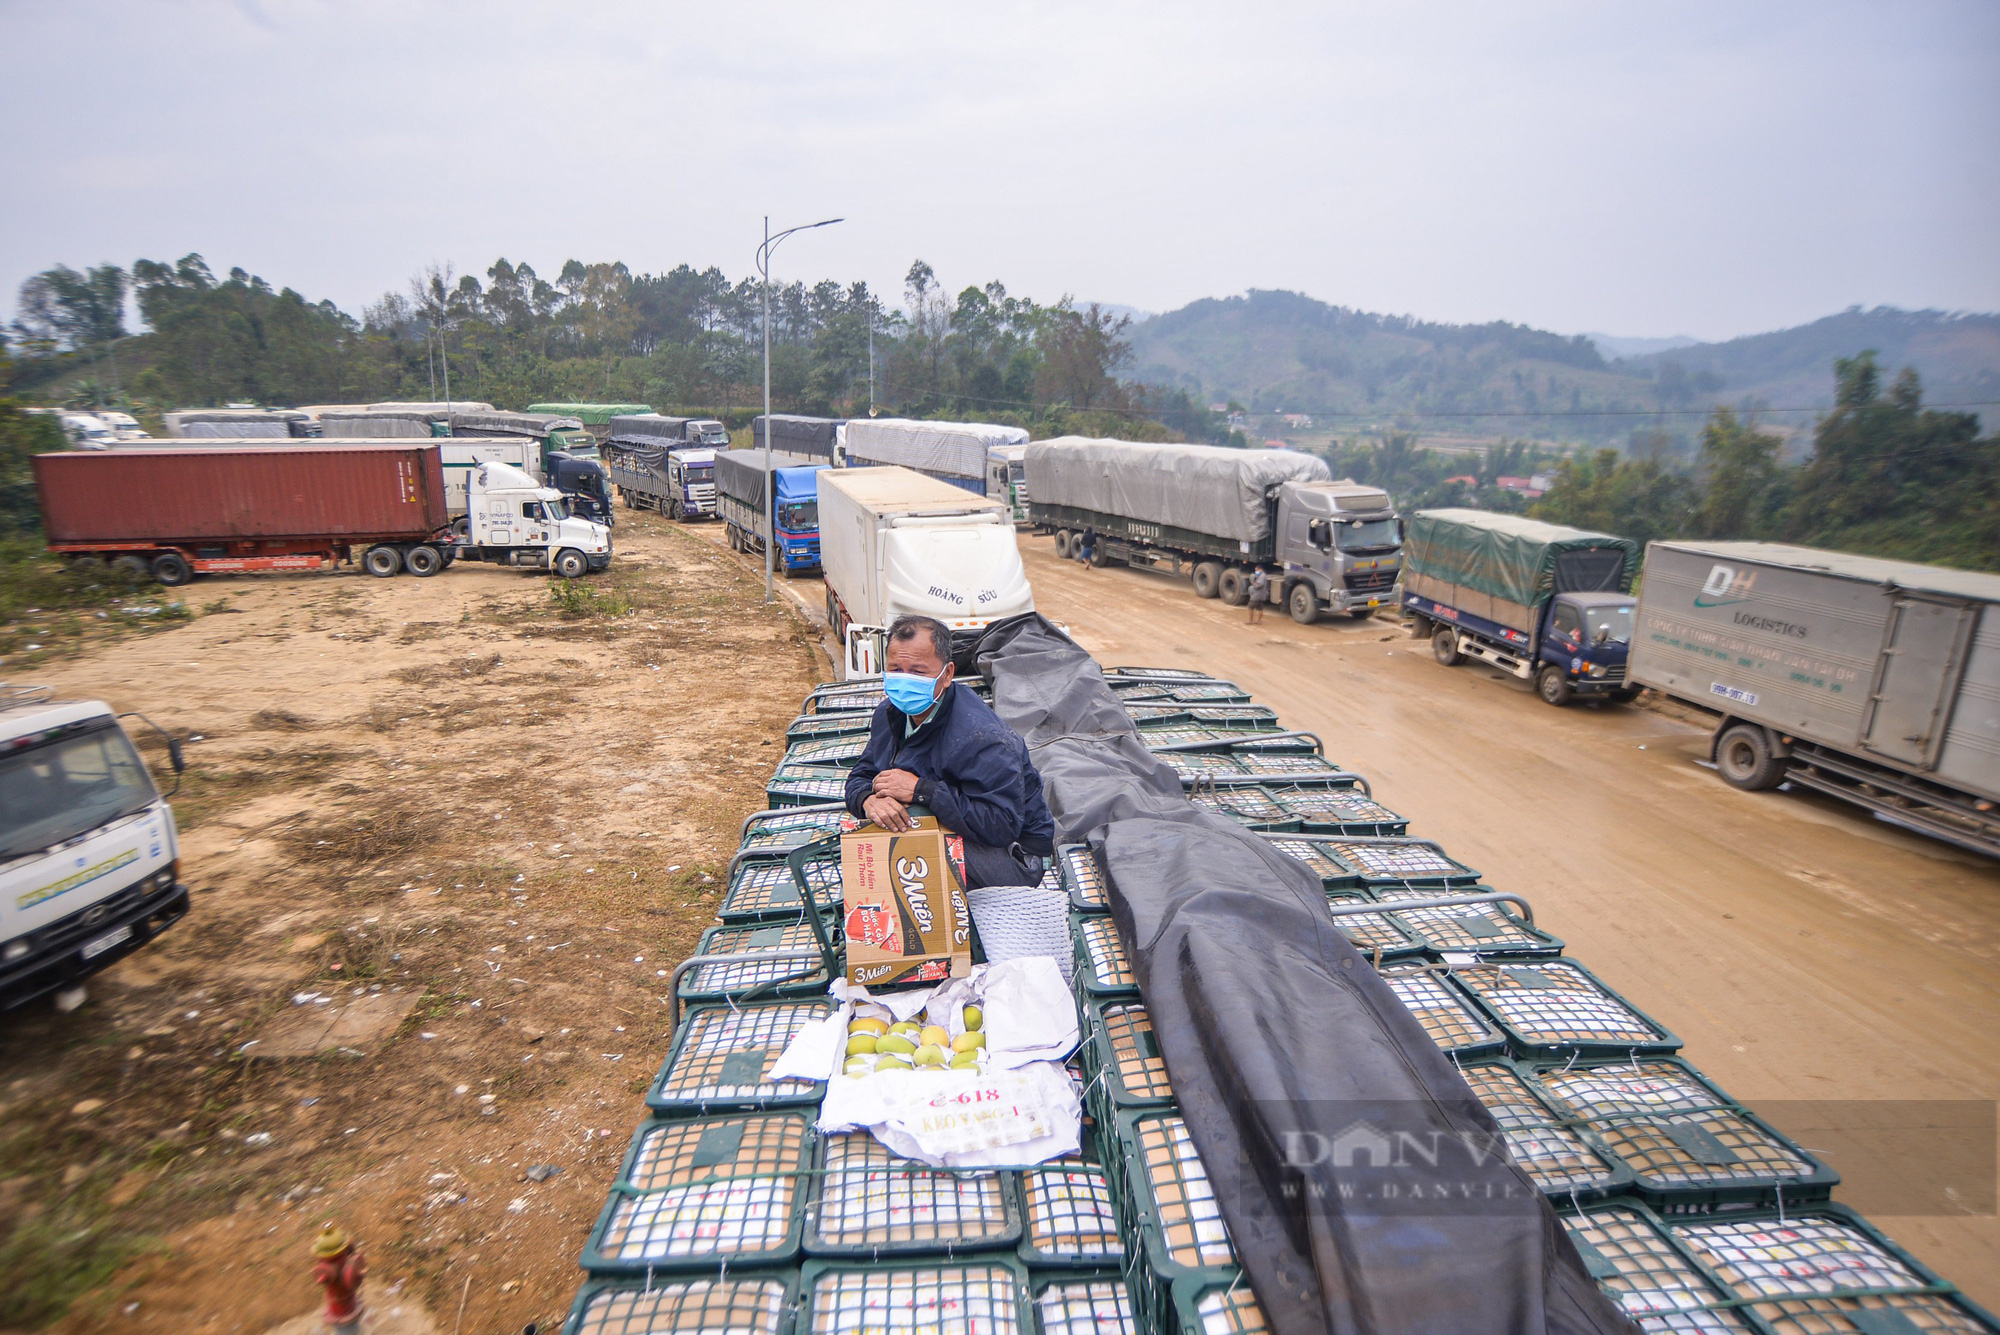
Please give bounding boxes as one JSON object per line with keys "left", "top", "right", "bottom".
{"left": 3, "top": 0, "right": 1994, "bottom": 343}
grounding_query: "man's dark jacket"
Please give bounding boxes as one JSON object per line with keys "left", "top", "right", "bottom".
{"left": 844, "top": 682, "right": 1056, "bottom": 857}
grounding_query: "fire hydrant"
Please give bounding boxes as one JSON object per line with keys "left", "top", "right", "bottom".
{"left": 311, "top": 1224, "right": 366, "bottom": 1335}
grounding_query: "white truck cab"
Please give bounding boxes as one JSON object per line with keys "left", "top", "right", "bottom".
{"left": 0, "top": 686, "right": 189, "bottom": 1011}
{"left": 452, "top": 460, "right": 613, "bottom": 578}
{"left": 91, "top": 410, "right": 151, "bottom": 440}
{"left": 59, "top": 414, "right": 119, "bottom": 449}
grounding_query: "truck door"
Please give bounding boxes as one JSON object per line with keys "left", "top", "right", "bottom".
{"left": 1861, "top": 595, "right": 1978, "bottom": 768}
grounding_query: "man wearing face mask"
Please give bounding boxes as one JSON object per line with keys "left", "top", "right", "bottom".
{"left": 843, "top": 614, "right": 1056, "bottom": 889}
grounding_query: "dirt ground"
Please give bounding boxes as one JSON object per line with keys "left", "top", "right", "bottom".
{"left": 1021, "top": 536, "right": 2000, "bottom": 1311}
{"left": 0, "top": 512, "right": 825, "bottom": 1332}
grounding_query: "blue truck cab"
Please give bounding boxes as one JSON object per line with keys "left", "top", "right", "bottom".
{"left": 1400, "top": 509, "right": 1640, "bottom": 706}
{"left": 713, "top": 449, "right": 826, "bottom": 575}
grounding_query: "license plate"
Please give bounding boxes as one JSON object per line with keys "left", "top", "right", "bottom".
{"left": 81, "top": 924, "right": 133, "bottom": 960}
{"left": 1367, "top": 598, "right": 1380, "bottom": 607}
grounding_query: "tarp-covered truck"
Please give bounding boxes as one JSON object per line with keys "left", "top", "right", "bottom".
{"left": 608, "top": 415, "right": 732, "bottom": 449}
{"left": 818, "top": 466, "right": 1033, "bottom": 677}
{"left": 1630, "top": 540, "right": 2000, "bottom": 855}
{"left": 1402, "top": 509, "right": 1639, "bottom": 705}
{"left": 448, "top": 411, "right": 598, "bottom": 459}
{"left": 751, "top": 414, "right": 841, "bottom": 462}
{"left": 714, "top": 449, "right": 826, "bottom": 575}
{"left": 163, "top": 409, "right": 316, "bottom": 439}
{"left": 526, "top": 403, "right": 655, "bottom": 441}
{"left": 842, "top": 418, "right": 1029, "bottom": 503}
{"left": 1026, "top": 437, "right": 1403, "bottom": 622}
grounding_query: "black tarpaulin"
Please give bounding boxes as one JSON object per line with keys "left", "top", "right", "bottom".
{"left": 976, "top": 614, "right": 1634, "bottom": 1335}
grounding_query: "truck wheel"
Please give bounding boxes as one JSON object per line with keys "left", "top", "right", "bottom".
{"left": 111, "top": 554, "right": 150, "bottom": 580}
{"left": 1537, "top": 665, "right": 1575, "bottom": 706}
{"left": 1191, "top": 561, "right": 1224, "bottom": 599}
{"left": 450, "top": 516, "right": 471, "bottom": 541}
{"left": 362, "top": 545, "right": 403, "bottom": 578}
{"left": 1347, "top": 607, "right": 1375, "bottom": 621}
{"left": 151, "top": 552, "right": 193, "bottom": 586}
{"left": 552, "top": 548, "right": 588, "bottom": 579}
{"left": 1716, "top": 724, "right": 1787, "bottom": 790}
{"left": 403, "top": 544, "right": 444, "bottom": 577}
{"left": 1609, "top": 687, "right": 1640, "bottom": 705}
{"left": 1218, "top": 568, "right": 1248, "bottom": 606}
{"left": 620, "top": 487, "right": 633, "bottom": 510}
{"left": 1432, "top": 626, "right": 1462, "bottom": 665}
{"left": 1288, "top": 583, "right": 1319, "bottom": 624}
{"left": 1053, "top": 529, "right": 1073, "bottom": 559}
{"left": 69, "top": 554, "right": 105, "bottom": 573}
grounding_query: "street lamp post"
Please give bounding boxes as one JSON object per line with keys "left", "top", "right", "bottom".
{"left": 756, "top": 215, "right": 843, "bottom": 602}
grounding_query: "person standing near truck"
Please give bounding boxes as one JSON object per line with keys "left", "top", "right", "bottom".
{"left": 1246, "top": 567, "right": 1269, "bottom": 625}
{"left": 1076, "top": 525, "right": 1096, "bottom": 570}
{"left": 844, "top": 615, "right": 1056, "bottom": 888}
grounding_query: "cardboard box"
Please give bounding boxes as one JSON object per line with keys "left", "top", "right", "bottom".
{"left": 839, "top": 814, "right": 973, "bottom": 988}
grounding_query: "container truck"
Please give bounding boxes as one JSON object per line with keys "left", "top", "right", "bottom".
{"left": 818, "top": 466, "right": 1033, "bottom": 677}
{"left": 1629, "top": 540, "right": 2000, "bottom": 855}
{"left": 714, "top": 449, "right": 826, "bottom": 575}
{"left": 751, "top": 414, "right": 842, "bottom": 462}
{"left": 842, "top": 418, "right": 1029, "bottom": 502}
{"left": 1401, "top": 509, "right": 1639, "bottom": 706}
{"left": 1025, "top": 437, "right": 1402, "bottom": 622}
{"left": 0, "top": 684, "right": 190, "bottom": 1011}
{"left": 447, "top": 460, "right": 613, "bottom": 578}
{"left": 34, "top": 443, "right": 458, "bottom": 584}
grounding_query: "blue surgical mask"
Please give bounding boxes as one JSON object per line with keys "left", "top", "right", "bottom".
{"left": 883, "top": 670, "right": 942, "bottom": 716}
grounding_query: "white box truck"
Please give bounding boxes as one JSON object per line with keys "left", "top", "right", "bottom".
{"left": 817, "top": 466, "right": 1035, "bottom": 678}
{"left": 1630, "top": 540, "right": 2000, "bottom": 855}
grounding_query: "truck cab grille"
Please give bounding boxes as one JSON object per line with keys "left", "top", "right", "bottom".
{"left": 1347, "top": 567, "right": 1399, "bottom": 593}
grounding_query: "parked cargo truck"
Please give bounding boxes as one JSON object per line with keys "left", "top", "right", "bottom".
{"left": 842, "top": 418, "right": 1029, "bottom": 503}
{"left": 604, "top": 419, "right": 721, "bottom": 520}
{"left": 0, "top": 685, "right": 190, "bottom": 1011}
{"left": 751, "top": 414, "right": 842, "bottom": 463}
{"left": 34, "top": 444, "right": 459, "bottom": 584}
{"left": 1402, "top": 509, "right": 1639, "bottom": 706}
{"left": 1025, "top": 437, "right": 1402, "bottom": 622}
{"left": 1629, "top": 541, "right": 2000, "bottom": 855}
{"left": 526, "top": 403, "right": 654, "bottom": 441}
{"left": 447, "top": 460, "right": 613, "bottom": 578}
{"left": 448, "top": 411, "right": 598, "bottom": 459}
{"left": 818, "top": 466, "right": 1034, "bottom": 677}
{"left": 715, "top": 449, "right": 826, "bottom": 575}
{"left": 608, "top": 414, "right": 732, "bottom": 449}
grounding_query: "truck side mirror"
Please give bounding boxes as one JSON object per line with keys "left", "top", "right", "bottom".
{"left": 1308, "top": 519, "right": 1329, "bottom": 548}
{"left": 167, "top": 736, "right": 185, "bottom": 773}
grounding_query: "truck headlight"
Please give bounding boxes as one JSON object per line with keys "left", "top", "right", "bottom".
{"left": 1587, "top": 664, "right": 1607, "bottom": 677}
{"left": 3, "top": 940, "right": 29, "bottom": 963}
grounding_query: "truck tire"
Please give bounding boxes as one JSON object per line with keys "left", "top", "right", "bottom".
{"left": 1053, "top": 529, "right": 1073, "bottom": 559}
{"left": 451, "top": 516, "right": 471, "bottom": 541}
{"left": 552, "top": 548, "right": 588, "bottom": 579}
{"left": 1610, "top": 687, "right": 1640, "bottom": 704}
{"left": 620, "top": 487, "right": 633, "bottom": 510}
{"left": 112, "top": 554, "right": 150, "bottom": 580}
{"left": 1288, "top": 583, "right": 1319, "bottom": 624}
{"left": 403, "top": 544, "right": 443, "bottom": 577}
{"left": 1537, "top": 664, "right": 1575, "bottom": 707}
{"left": 1347, "top": 607, "right": 1375, "bottom": 621}
{"left": 1191, "top": 561, "right": 1224, "bottom": 599}
{"left": 68, "top": 554, "right": 105, "bottom": 573}
{"left": 362, "top": 545, "right": 402, "bottom": 578}
{"left": 151, "top": 551, "right": 193, "bottom": 586}
{"left": 1716, "top": 723, "right": 1787, "bottom": 790}
{"left": 1218, "top": 568, "right": 1248, "bottom": 606}
{"left": 1432, "top": 626, "right": 1462, "bottom": 665}
{"left": 668, "top": 500, "right": 683, "bottom": 521}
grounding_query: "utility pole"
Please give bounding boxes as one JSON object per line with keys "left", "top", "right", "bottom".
{"left": 868, "top": 312, "right": 875, "bottom": 417}
{"left": 756, "top": 215, "right": 844, "bottom": 603}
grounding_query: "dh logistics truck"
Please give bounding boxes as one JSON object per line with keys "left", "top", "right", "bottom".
{"left": 841, "top": 418, "right": 1029, "bottom": 504}
{"left": 714, "top": 449, "right": 826, "bottom": 576}
{"left": 1402, "top": 509, "right": 1639, "bottom": 706}
{"left": 1025, "top": 437, "right": 1402, "bottom": 622}
{"left": 1630, "top": 540, "right": 2000, "bottom": 855}
{"left": 818, "top": 466, "right": 1034, "bottom": 678}
{"left": 0, "top": 685, "right": 189, "bottom": 1011}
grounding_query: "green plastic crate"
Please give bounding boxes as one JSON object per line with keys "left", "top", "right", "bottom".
{"left": 1262, "top": 836, "right": 1367, "bottom": 891}
{"left": 1276, "top": 787, "right": 1411, "bottom": 836}
{"left": 1058, "top": 844, "right": 1111, "bottom": 913}
{"left": 737, "top": 803, "right": 850, "bottom": 856}
{"left": 804, "top": 1131, "right": 1023, "bottom": 1256}
{"left": 1114, "top": 1110, "right": 1240, "bottom": 1335}
{"left": 1322, "top": 891, "right": 1427, "bottom": 962}
{"left": 679, "top": 919, "right": 834, "bottom": 1004}
{"left": 1017, "top": 1153, "right": 1125, "bottom": 1269}
{"left": 646, "top": 999, "right": 834, "bottom": 1116}
{"left": 562, "top": 1272, "right": 796, "bottom": 1335}
{"left": 782, "top": 734, "right": 872, "bottom": 768}
{"left": 1083, "top": 998, "right": 1176, "bottom": 1113}
{"left": 786, "top": 711, "right": 873, "bottom": 741}
{"left": 719, "top": 853, "right": 842, "bottom": 923}
{"left": 1276, "top": 836, "right": 1479, "bottom": 890}
{"left": 1143, "top": 725, "right": 1319, "bottom": 753}
{"left": 766, "top": 762, "right": 851, "bottom": 807}
{"left": 1034, "top": 1273, "right": 1140, "bottom": 1335}
{"left": 803, "top": 681, "right": 887, "bottom": 713}
{"left": 1073, "top": 912, "right": 1138, "bottom": 998}
{"left": 1186, "top": 785, "right": 1302, "bottom": 831}
{"left": 1531, "top": 1057, "right": 1839, "bottom": 1213}
{"left": 1376, "top": 963, "right": 1507, "bottom": 1058}
{"left": 797, "top": 1257, "right": 1032, "bottom": 1334}
{"left": 581, "top": 1112, "right": 813, "bottom": 1274}
{"left": 1668, "top": 1202, "right": 2000, "bottom": 1334}
{"left": 1383, "top": 894, "right": 1565, "bottom": 957}
{"left": 1169, "top": 1271, "right": 1271, "bottom": 1335}
{"left": 1454, "top": 1058, "right": 1633, "bottom": 1201}
{"left": 1450, "top": 959, "right": 1681, "bottom": 1062}
{"left": 1555, "top": 1199, "right": 1754, "bottom": 1334}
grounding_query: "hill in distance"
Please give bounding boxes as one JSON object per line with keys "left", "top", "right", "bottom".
{"left": 1126, "top": 290, "right": 1998, "bottom": 441}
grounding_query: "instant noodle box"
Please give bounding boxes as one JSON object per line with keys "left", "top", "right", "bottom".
{"left": 838, "top": 814, "right": 972, "bottom": 988}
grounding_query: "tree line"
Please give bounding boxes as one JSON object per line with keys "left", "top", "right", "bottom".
{"left": 4, "top": 254, "right": 1226, "bottom": 443}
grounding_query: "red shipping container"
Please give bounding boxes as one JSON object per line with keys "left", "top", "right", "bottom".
{"left": 33, "top": 445, "right": 450, "bottom": 545}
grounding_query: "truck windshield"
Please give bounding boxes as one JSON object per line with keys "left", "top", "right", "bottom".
{"left": 697, "top": 427, "right": 729, "bottom": 446}
{"left": 0, "top": 720, "right": 157, "bottom": 861}
{"left": 690, "top": 467, "right": 714, "bottom": 482}
{"left": 1585, "top": 604, "right": 1635, "bottom": 644}
{"left": 1335, "top": 518, "right": 1400, "bottom": 552}
{"left": 780, "top": 501, "right": 818, "bottom": 530}
{"left": 543, "top": 497, "right": 573, "bottom": 521}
